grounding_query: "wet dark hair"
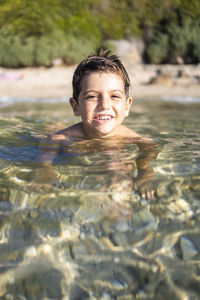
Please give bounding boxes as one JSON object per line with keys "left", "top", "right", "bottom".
{"left": 72, "top": 50, "right": 130, "bottom": 101}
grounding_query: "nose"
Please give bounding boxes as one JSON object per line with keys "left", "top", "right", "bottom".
{"left": 98, "top": 95, "right": 110, "bottom": 110}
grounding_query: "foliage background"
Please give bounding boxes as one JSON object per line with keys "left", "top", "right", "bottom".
{"left": 0, "top": 0, "right": 200, "bottom": 67}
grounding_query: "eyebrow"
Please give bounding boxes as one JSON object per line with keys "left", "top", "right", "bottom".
{"left": 82, "top": 89, "right": 124, "bottom": 95}
{"left": 82, "top": 90, "right": 97, "bottom": 95}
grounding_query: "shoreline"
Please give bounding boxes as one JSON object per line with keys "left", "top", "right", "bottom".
{"left": 0, "top": 64, "right": 200, "bottom": 100}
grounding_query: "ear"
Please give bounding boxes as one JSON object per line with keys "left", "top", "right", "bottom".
{"left": 125, "top": 97, "right": 133, "bottom": 117}
{"left": 70, "top": 97, "right": 80, "bottom": 117}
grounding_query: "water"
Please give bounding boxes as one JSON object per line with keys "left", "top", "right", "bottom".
{"left": 0, "top": 98, "right": 200, "bottom": 300}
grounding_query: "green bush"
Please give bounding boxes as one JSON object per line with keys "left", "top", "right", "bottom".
{"left": 63, "top": 34, "right": 101, "bottom": 65}
{"left": 97, "top": 40, "right": 117, "bottom": 55}
{"left": 145, "top": 17, "right": 200, "bottom": 64}
{"left": 167, "top": 18, "right": 194, "bottom": 63}
{"left": 63, "top": 10, "right": 102, "bottom": 64}
{"left": 146, "top": 33, "right": 169, "bottom": 64}
{"left": 0, "top": 26, "right": 32, "bottom": 67}
{"left": 0, "top": 27, "right": 68, "bottom": 67}
{"left": 0, "top": 25, "right": 102, "bottom": 67}
{"left": 187, "top": 18, "right": 200, "bottom": 63}
{"left": 33, "top": 31, "right": 68, "bottom": 66}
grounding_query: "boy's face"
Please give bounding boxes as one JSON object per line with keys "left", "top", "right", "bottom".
{"left": 70, "top": 72, "right": 132, "bottom": 138}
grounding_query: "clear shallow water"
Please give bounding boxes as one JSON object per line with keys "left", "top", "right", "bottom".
{"left": 0, "top": 99, "right": 200, "bottom": 299}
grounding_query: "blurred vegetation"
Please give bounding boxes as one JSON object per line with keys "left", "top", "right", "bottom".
{"left": 0, "top": 0, "right": 199, "bottom": 67}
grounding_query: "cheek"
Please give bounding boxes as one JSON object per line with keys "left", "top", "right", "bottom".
{"left": 80, "top": 102, "right": 95, "bottom": 117}
{"left": 115, "top": 102, "right": 127, "bottom": 113}
{"left": 84, "top": 102, "right": 96, "bottom": 112}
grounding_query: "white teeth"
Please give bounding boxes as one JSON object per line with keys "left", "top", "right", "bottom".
{"left": 96, "top": 116, "right": 111, "bottom": 120}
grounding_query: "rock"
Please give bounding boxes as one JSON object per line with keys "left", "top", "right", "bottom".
{"left": 180, "top": 236, "right": 198, "bottom": 260}
{"left": 149, "top": 73, "right": 174, "bottom": 86}
{"left": 133, "top": 208, "right": 157, "bottom": 232}
{"left": 175, "top": 56, "right": 184, "bottom": 65}
{"left": 69, "top": 283, "right": 90, "bottom": 299}
{"left": 51, "top": 58, "right": 63, "bottom": 66}
{"left": 108, "top": 39, "right": 145, "bottom": 64}
{"left": 177, "top": 69, "right": 188, "bottom": 78}
{"left": 24, "top": 246, "right": 37, "bottom": 258}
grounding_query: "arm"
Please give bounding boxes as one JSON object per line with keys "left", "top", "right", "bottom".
{"left": 134, "top": 139, "right": 158, "bottom": 200}
{"left": 38, "top": 134, "right": 62, "bottom": 165}
{"left": 32, "top": 134, "right": 65, "bottom": 188}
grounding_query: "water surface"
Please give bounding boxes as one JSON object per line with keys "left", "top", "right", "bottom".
{"left": 0, "top": 98, "right": 200, "bottom": 299}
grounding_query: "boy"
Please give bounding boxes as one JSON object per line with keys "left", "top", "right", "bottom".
{"left": 61, "top": 50, "right": 138, "bottom": 139}
{"left": 38, "top": 51, "right": 157, "bottom": 200}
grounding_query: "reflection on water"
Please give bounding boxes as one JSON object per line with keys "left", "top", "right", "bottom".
{"left": 0, "top": 100, "right": 200, "bottom": 299}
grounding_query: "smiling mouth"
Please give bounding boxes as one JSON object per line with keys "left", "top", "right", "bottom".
{"left": 94, "top": 114, "right": 113, "bottom": 121}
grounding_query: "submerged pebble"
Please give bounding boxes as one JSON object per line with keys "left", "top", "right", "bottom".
{"left": 180, "top": 236, "right": 198, "bottom": 260}
{"left": 24, "top": 246, "right": 37, "bottom": 258}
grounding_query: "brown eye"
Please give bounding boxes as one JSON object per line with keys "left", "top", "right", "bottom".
{"left": 86, "top": 95, "right": 97, "bottom": 100}
{"left": 111, "top": 95, "right": 121, "bottom": 99}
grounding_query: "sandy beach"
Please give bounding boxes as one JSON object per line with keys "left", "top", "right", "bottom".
{"left": 0, "top": 63, "right": 200, "bottom": 100}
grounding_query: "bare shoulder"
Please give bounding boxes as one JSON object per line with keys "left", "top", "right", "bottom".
{"left": 55, "top": 122, "right": 84, "bottom": 139}
{"left": 39, "top": 123, "right": 84, "bottom": 150}
{"left": 119, "top": 126, "right": 157, "bottom": 150}
{"left": 119, "top": 125, "right": 141, "bottom": 138}
{"left": 47, "top": 122, "right": 84, "bottom": 146}
{"left": 39, "top": 129, "right": 69, "bottom": 148}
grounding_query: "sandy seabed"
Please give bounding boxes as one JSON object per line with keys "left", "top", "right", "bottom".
{"left": 0, "top": 63, "right": 200, "bottom": 100}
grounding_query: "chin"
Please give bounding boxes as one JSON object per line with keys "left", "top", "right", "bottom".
{"left": 87, "top": 123, "right": 117, "bottom": 137}
{"left": 95, "top": 129, "right": 115, "bottom": 137}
